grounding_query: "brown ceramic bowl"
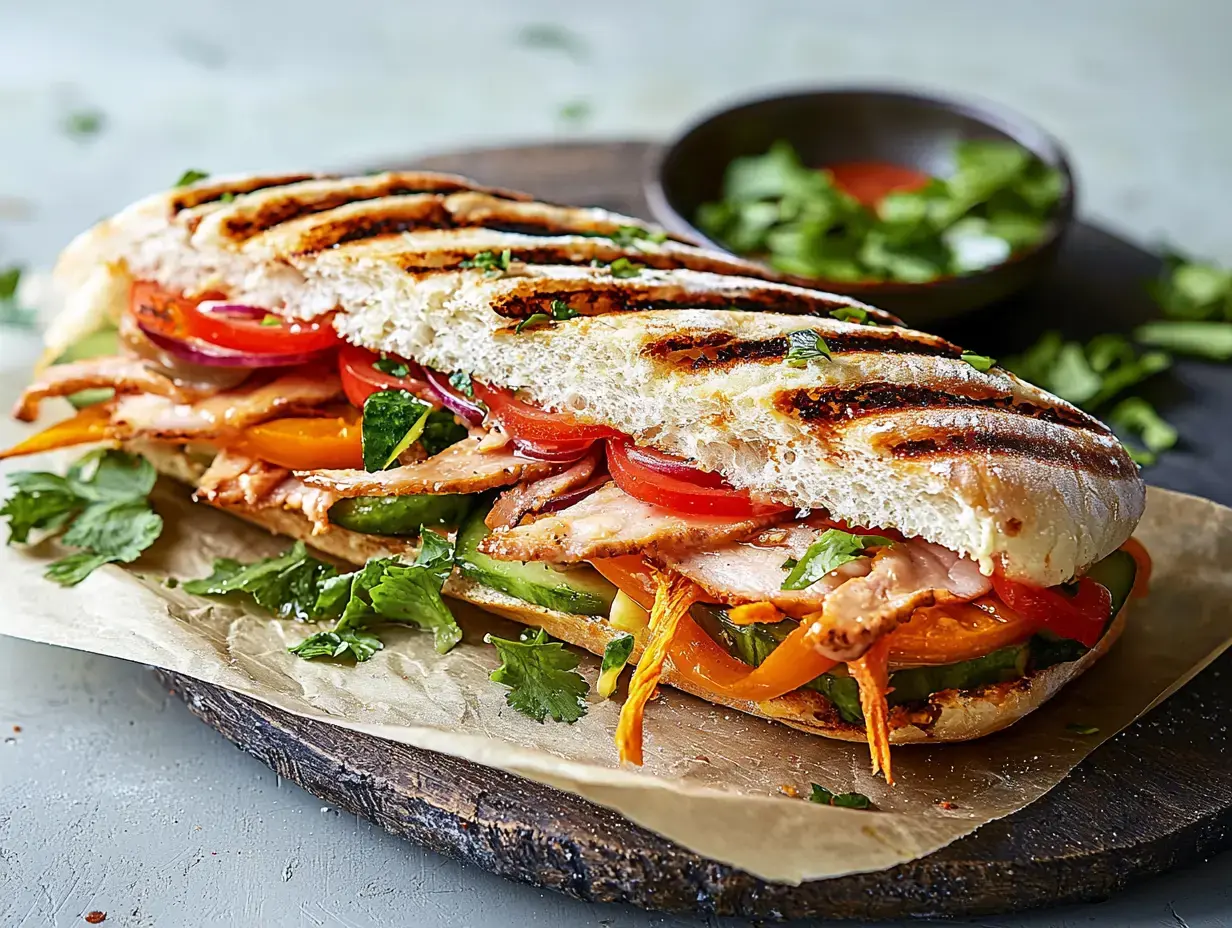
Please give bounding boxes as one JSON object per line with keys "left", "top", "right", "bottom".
{"left": 645, "top": 86, "right": 1076, "bottom": 326}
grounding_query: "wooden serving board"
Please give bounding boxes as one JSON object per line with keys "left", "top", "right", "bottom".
{"left": 161, "top": 142, "right": 1232, "bottom": 921}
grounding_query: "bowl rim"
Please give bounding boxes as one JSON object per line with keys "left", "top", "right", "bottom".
{"left": 644, "top": 83, "right": 1076, "bottom": 295}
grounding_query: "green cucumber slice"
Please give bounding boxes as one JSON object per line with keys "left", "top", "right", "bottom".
{"left": 328, "top": 494, "right": 472, "bottom": 536}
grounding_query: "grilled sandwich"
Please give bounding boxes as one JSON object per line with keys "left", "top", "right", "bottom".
{"left": 4, "top": 171, "right": 1149, "bottom": 781}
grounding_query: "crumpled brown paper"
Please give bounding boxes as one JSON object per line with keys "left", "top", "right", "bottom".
{"left": 2, "top": 441, "right": 1230, "bottom": 884}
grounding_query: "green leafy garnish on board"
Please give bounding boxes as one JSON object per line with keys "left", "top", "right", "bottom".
{"left": 1, "top": 450, "right": 163, "bottom": 586}
{"left": 597, "top": 633, "right": 635, "bottom": 699}
{"left": 782, "top": 530, "right": 897, "bottom": 591}
{"left": 175, "top": 169, "right": 209, "bottom": 187}
{"left": 485, "top": 627, "right": 589, "bottom": 723}
{"left": 783, "top": 329, "right": 832, "bottom": 368}
{"left": 362, "top": 389, "right": 433, "bottom": 471}
{"left": 960, "top": 350, "right": 997, "bottom": 372}
{"left": 1003, "top": 332, "right": 1170, "bottom": 409}
{"left": 697, "top": 138, "right": 1064, "bottom": 284}
{"left": 183, "top": 541, "right": 337, "bottom": 622}
{"left": 809, "top": 784, "right": 872, "bottom": 810}
{"left": 1148, "top": 252, "right": 1231, "bottom": 321}
{"left": 1107, "top": 397, "right": 1178, "bottom": 466}
{"left": 1133, "top": 320, "right": 1232, "bottom": 360}
{"left": 1065, "top": 722, "right": 1100, "bottom": 736}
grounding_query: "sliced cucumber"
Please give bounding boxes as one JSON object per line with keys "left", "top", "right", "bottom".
{"left": 328, "top": 494, "right": 472, "bottom": 535}
{"left": 54, "top": 325, "right": 120, "bottom": 408}
{"left": 455, "top": 504, "right": 617, "bottom": 617}
{"left": 1086, "top": 548, "right": 1136, "bottom": 617}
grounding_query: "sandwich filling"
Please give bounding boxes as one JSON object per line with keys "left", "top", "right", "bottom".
{"left": 4, "top": 279, "right": 1148, "bottom": 781}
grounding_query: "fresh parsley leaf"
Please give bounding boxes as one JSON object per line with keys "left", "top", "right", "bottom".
{"left": 1, "top": 471, "right": 81, "bottom": 543}
{"left": 609, "top": 225, "right": 667, "bottom": 249}
{"left": 516, "top": 23, "right": 588, "bottom": 61}
{"left": 597, "top": 633, "right": 635, "bottom": 699}
{"left": 782, "top": 530, "right": 896, "bottom": 591}
{"left": 514, "top": 313, "right": 552, "bottom": 333}
{"left": 608, "top": 257, "right": 644, "bottom": 279}
{"left": 809, "top": 783, "right": 872, "bottom": 809}
{"left": 289, "top": 630, "right": 384, "bottom": 662}
{"left": 183, "top": 541, "right": 337, "bottom": 622}
{"left": 64, "top": 109, "right": 105, "bottom": 139}
{"left": 372, "top": 356, "right": 411, "bottom": 378}
{"left": 362, "top": 389, "right": 432, "bottom": 471}
{"left": 829, "top": 306, "right": 871, "bottom": 325}
{"left": 550, "top": 299, "right": 579, "bottom": 320}
{"left": 784, "top": 329, "right": 832, "bottom": 368}
{"left": 420, "top": 409, "right": 468, "bottom": 456}
{"left": 1134, "top": 320, "right": 1232, "bottom": 360}
{"left": 367, "top": 532, "right": 462, "bottom": 653}
{"left": 960, "top": 350, "right": 996, "bottom": 372}
{"left": 45, "top": 552, "right": 114, "bottom": 586}
{"left": 1108, "top": 397, "right": 1178, "bottom": 466}
{"left": 448, "top": 370, "right": 475, "bottom": 397}
{"left": 175, "top": 169, "right": 209, "bottom": 187}
{"left": 460, "top": 249, "right": 512, "bottom": 276}
{"left": 485, "top": 628, "right": 589, "bottom": 723}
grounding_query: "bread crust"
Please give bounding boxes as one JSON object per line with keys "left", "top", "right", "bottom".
{"left": 140, "top": 444, "right": 1125, "bottom": 745}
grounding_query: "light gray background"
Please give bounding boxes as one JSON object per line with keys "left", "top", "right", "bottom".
{"left": 1, "top": 2, "right": 1230, "bottom": 925}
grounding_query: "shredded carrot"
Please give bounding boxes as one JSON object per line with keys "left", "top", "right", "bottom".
{"left": 615, "top": 569, "right": 699, "bottom": 765}
{"left": 0, "top": 404, "right": 120, "bottom": 460}
{"left": 1121, "top": 537, "right": 1152, "bottom": 599}
{"left": 726, "top": 601, "right": 781, "bottom": 625}
{"left": 848, "top": 636, "right": 894, "bottom": 785}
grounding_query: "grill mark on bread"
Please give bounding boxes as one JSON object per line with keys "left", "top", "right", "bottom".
{"left": 170, "top": 173, "right": 320, "bottom": 214}
{"left": 889, "top": 428, "right": 1134, "bottom": 479}
{"left": 643, "top": 330, "right": 963, "bottom": 369}
{"left": 778, "top": 382, "right": 1108, "bottom": 433}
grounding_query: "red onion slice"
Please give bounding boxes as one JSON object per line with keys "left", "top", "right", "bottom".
{"left": 195, "top": 301, "right": 271, "bottom": 321}
{"left": 511, "top": 436, "right": 595, "bottom": 463}
{"left": 423, "top": 368, "right": 487, "bottom": 426}
{"left": 538, "top": 476, "right": 611, "bottom": 514}
{"left": 616, "top": 440, "right": 729, "bottom": 488}
{"left": 137, "top": 321, "right": 330, "bottom": 368}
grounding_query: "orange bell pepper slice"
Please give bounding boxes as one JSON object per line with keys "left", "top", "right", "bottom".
{"left": 0, "top": 405, "right": 121, "bottom": 460}
{"left": 229, "top": 413, "right": 363, "bottom": 470}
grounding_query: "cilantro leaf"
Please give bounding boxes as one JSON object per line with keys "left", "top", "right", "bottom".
{"left": 829, "top": 306, "right": 872, "bottom": 325}
{"left": 784, "top": 329, "right": 832, "bottom": 368}
{"left": 485, "top": 628, "right": 589, "bottom": 722}
{"left": 460, "top": 249, "right": 512, "bottom": 276}
{"left": 448, "top": 370, "right": 475, "bottom": 397}
{"left": 960, "top": 350, "right": 996, "bottom": 372}
{"left": 289, "top": 630, "right": 384, "bottom": 662}
{"left": 514, "top": 312, "right": 552, "bottom": 333}
{"left": 367, "top": 532, "right": 461, "bottom": 653}
{"left": 182, "top": 541, "right": 337, "bottom": 621}
{"left": 362, "top": 389, "right": 432, "bottom": 471}
{"left": 419, "top": 408, "right": 468, "bottom": 456}
{"left": 809, "top": 783, "right": 872, "bottom": 809}
{"left": 372, "top": 356, "right": 410, "bottom": 378}
{"left": 550, "top": 298, "right": 579, "bottom": 320}
{"left": 609, "top": 225, "right": 667, "bottom": 249}
{"left": 175, "top": 169, "right": 209, "bottom": 187}
{"left": 1134, "top": 320, "right": 1232, "bottom": 360}
{"left": 607, "top": 257, "right": 644, "bottom": 279}
{"left": 782, "top": 530, "right": 897, "bottom": 591}
{"left": 1, "top": 471, "right": 81, "bottom": 543}
{"left": 597, "top": 633, "right": 635, "bottom": 699}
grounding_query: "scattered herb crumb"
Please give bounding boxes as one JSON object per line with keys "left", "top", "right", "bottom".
{"left": 784, "top": 329, "right": 832, "bottom": 368}
{"left": 960, "top": 350, "right": 996, "bottom": 372}
{"left": 809, "top": 783, "right": 872, "bottom": 809}
{"left": 174, "top": 169, "right": 209, "bottom": 187}
{"left": 558, "top": 99, "right": 592, "bottom": 126}
{"left": 516, "top": 23, "right": 589, "bottom": 62}
{"left": 65, "top": 109, "right": 105, "bottom": 139}
{"left": 1066, "top": 722, "right": 1100, "bottom": 735}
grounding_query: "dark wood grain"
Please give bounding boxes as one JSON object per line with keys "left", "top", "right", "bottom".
{"left": 161, "top": 142, "right": 1232, "bottom": 921}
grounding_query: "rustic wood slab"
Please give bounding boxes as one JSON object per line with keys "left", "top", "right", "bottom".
{"left": 161, "top": 141, "right": 1232, "bottom": 920}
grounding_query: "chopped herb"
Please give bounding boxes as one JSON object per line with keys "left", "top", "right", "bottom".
{"left": 183, "top": 541, "right": 336, "bottom": 622}
{"left": 609, "top": 225, "right": 668, "bottom": 249}
{"left": 218, "top": 191, "right": 236, "bottom": 203}
{"left": 419, "top": 408, "right": 468, "bottom": 456}
{"left": 780, "top": 556, "right": 798, "bottom": 570}
{"left": 514, "top": 313, "right": 552, "bottom": 333}
{"left": 782, "top": 530, "right": 896, "bottom": 591}
{"left": 289, "top": 629, "right": 384, "bottom": 662}
{"left": 372, "top": 356, "right": 411, "bottom": 378}
{"left": 809, "top": 784, "right": 872, "bottom": 809}
{"left": 960, "top": 350, "right": 997, "bottom": 372}
{"left": 0, "top": 266, "right": 20, "bottom": 302}
{"left": 1, "top": 450, "right": 163, "bottom": 586}
{"left": 259, "top": 314, "right": 282, "bottom": 327}
{"left": 460, "top": 249, "right": 513, "bottom": 276}
{"left": 515, "top": 23, "right": 588, "bottom": 62}
{"left": 175, "top": 169, "right": 209, "bottom": 187}
{"left": 485, "top": 627, "right": 589, "bottom": 723}
{"left": 164, "top": 576, "right": 179, "bottom": 589}
{"left": 597, "top": 633, "right": 635, "bottom": 699}
{"left": 550, "top": 298, "right": 579, "bottom": 320}
{"left": 64, "top": 109, "right": 105, "bottom": 138}
{"left": 1065, "top": 722, "right": 1100, "bottom": 736}
{"left": 361, "top": 389, "right": 433, "bottom": 471}
{"left": 784, "top": 329, "right": 832, "bottom": 368}
{"left": 557, "top": 99, "right": 592, "bottom": 125}
{"left": 1108, "top": 397, "right": 1178, "bottom": 466}
{"left": 829, "top": 306, "right": 871, "bottom": 324}
{"left": 448, "top": 370, "right": 475, "bottom": 397}
{"left": 0, "top": 265, "right": 35, "bottom": 328}
{"left": 608, "top": 257, "right": 644, "bottom": 279}
{"left": 1134, "top": 320, "right": 1232, "bottom": 360}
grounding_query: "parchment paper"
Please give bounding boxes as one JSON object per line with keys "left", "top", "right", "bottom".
{"left": 2, "top": 443, "right": 1231, "bottom": 884}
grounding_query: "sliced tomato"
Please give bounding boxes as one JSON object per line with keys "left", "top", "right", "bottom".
{"left": 888, "top": 597, "right": 1037, "bottom": 665}
{"left": 990, "top": 574, "right": 1111, "bottom": 649}
{"left": 129, "top": 280, "right": 216, "bottom": 340}
{"left": 606, "top": 439, "right": 791, "bottom": 518}
{"left": 187, "top": 302, "right": 339, "bottom": 354}
{"left": 338, "top": 343, "right": 435, "bottom": 409}
{"left": 229, "top": 413, "right": 362, "bottom": 470}
{"left": 471, "top": 382, "right": 622, "bottom": 443}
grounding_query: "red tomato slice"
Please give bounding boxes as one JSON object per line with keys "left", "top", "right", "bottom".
{"left": 606, "top": 439, "right": 791, "bottom": 518}
{"left": 187, "top": 302, "right": 339, "bottom": 354}
{"left": 990, "top": 574, "right": 1111, "bottom": 648}
{"left": 471, "top": 382, "right": 622, "bottom": 443}
{"left": 129, "top": 280, "right": 218, "bottom": 339}
{"left": 338, "top": 343, "right": 435, "bottom": 408}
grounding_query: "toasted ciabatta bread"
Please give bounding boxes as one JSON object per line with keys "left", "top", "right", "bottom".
{"left": 139, "top": 442, "right": 1125, "bottom": 744}
{"left": 53, "top": 171, "right": 1144, "bottom": 586}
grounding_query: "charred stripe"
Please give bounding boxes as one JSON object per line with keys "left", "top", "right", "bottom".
{"left": 889, "top": 429, "right": 1135, "bottom": 479}
{"left": 170, "top": 173, "right": 320, "bottom": 215}
{"left": 644, "top": 331, "right": 962, "bottom": 368}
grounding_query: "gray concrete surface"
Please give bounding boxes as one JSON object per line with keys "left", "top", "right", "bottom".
{"left": 2, "top": 1, "right": 1231, "bottom": 925}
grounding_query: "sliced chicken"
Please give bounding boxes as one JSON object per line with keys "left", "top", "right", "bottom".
{"left": 13, "top": 356, "right": 205, "bottom": 422}
{"left": 804, "top": 542, "right": 992, "bottom": 661}
{"left": 298, "top": 434, "right": 556, "bottom": 499}
{"left": 484, "top": 447, "right": 604, "bottom": 530}
{"left": 111, "top": 371, "right": 342, "bottom": 438}
{"left": 479, "top": 482, "right": 785, "bottom": 563}
{"left": 196, "top": 449, "right": 337, "bottom": 534}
